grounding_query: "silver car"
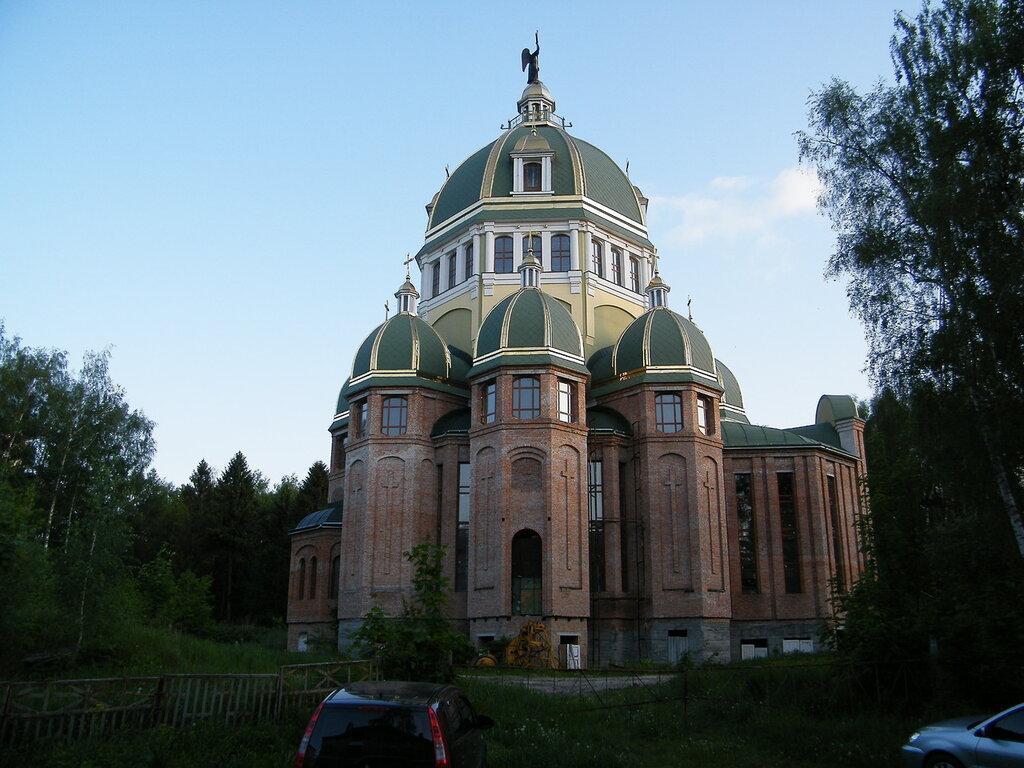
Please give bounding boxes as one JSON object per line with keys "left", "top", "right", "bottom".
{"left": 902, "top": 702, "right": 1024, "bottom": 768}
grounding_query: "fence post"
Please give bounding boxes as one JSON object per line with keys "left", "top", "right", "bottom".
{"left": 152, "top": 677, "right": 166, "bottom": 728}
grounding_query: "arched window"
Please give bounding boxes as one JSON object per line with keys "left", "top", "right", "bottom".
{"left": 309, "top": 556, "right": 317, "bottom": 599}
{"left": 551, "top": 234, "right": 570, "bottom": 272}
{"left": 512, "top": 376, "right": 541, "bottom": 418}
{"left": 629, "top": 256, "right": 641, "bottom": 292}
{"left": 523, "top": 162, "right": 542, "bottom": 191}
{"left": 297, "top": 558, "right": 306, "bottom": 600}
{"left": 381, "top": 396, "right": 408, "bottom": 435}
{"left": 511, "top": 530, "right": 542, "bottom": 615}
{"left": 655, "top": 393, "right": 683, "bottom": 433}
{"left": 464, "top": 241, "right": 474, "bottom": 279}
{"left": 611, "top": 248, "right": 623, "bottom": 285}
{"left": 328, "top": 555, "right": 340, "bottom": 599}
{"left": 494, "top": 236, "right": 514, "bottom": 273}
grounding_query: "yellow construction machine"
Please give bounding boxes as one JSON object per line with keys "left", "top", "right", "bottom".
{"left": 503, "top": 621, "right": 556, "bottom": 668}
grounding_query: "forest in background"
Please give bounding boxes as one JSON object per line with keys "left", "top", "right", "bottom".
{"left": 0, "top": 323, "right": 327, "bottom": 673}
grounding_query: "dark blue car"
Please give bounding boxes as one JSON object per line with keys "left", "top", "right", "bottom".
{"left": 295, "top": 681, "right": 494, "bottom": 768}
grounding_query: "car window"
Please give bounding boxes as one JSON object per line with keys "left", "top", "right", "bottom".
{"left": 307, "top": 706, "right": 433, "bottom": 767}
{"left": 991, "top": 709, "right": 1024, "bottom": 742}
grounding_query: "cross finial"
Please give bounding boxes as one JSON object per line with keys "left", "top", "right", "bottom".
{"left": 403, "top": 253, "right": 415, "bottom": 280}
{"left": 651, "top": 252, "right": 660, "bottom": 275}
{"left": 687, "top": 295, "right": 693, "bottom": 321}
{"left": 384, "top": 300, "right": 390, "bottom": 320}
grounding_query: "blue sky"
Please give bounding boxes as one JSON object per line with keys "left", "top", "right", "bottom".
{"left": 0, "top": 1, "right": 914, "bottom": 487}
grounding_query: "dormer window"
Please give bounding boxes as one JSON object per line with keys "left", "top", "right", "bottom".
{"left": 511, "top": 130, "right": 554, "bottom": 196}
{"left": 524, "top": 162, "right": 542, "bottom": 191}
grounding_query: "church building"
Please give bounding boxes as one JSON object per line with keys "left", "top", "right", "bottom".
{"left": 286, "top": 47, "right": 866, "bottom": 666}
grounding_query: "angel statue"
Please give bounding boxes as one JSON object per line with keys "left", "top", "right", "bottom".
{"left": 521, "top": 32, "right": 540, "bottom": 84}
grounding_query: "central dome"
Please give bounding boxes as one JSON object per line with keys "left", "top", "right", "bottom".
{"left": 426, "top": 123, "right": 646, "bottom": 231}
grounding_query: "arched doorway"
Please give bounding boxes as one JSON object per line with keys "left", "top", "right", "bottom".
{"left": 511, "top": 529, "right": 542, "bottom": 615}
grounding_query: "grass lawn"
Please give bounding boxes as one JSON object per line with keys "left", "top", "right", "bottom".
{"left": 1, "top": 669, "right": 919, "bottom": 767}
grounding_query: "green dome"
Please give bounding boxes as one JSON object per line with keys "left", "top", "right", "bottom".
{"left": 344, "top": 313, "right": 466, "bottom": 399}
{"left": 470, "top": 288, "right": 587, "bottom": 377}
{"left": 426, "top": 123, "right": 645, "bottom": 230}
{"left": 610, "top": 307, "right": 720, "bottom": 387}
{"left": 715, "top": 359, "right": 749, "bottom": 424}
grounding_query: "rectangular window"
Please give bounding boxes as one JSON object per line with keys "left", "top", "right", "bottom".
{"left": 481, "top": 381, "right": 496, "bottom": 423}
{"left": 431, "top": 261, "right": 441, "bottom": 296}
{"left": 611, "top": 248, "right": 623, "bottom": 285}
{"left": 381, "top": 396, "right": 408, "bottom": 435}
{"left": 777, "top": 472, "right": 802, "bottom": 593}
{"left": 359, "top": 401, "right": 368, "bottom": 435}
{"left": 591, "top": 240, "right": 604, "bottom": 277}
{"left": 494, "top": 236, "right": 513, "bottom": 273}
{"left": 629, "top": 256, "right": 640, "bottom": 292}
{"left": 735, "top": 473, "right": 758, "bottom": 593}
{"left": 456, "top": 463, "right": 470, "bottom": 592}
{"left": 589, "top": 459, "right": 606, "bottom": 592}
{"left": 551, "top": 234, "right": 570, "bottom": 271}
{"left": 783, "top": 637, "right": 813, "bottom": 654}
{"left": 512, "top": 376, "right": 540, "bottom": 418}
{"left": 447, "top": 251, "right": 457, "bottom": 289}
{"left": 655, "top": 393, "right": 683, "bottom": 433}
{"left": 827, "top": 475, "right": 846, "bottom": 593}
{"left": 524, "top": 161, "right": 542, "bottom": 191}
{"left": 697, "top": 395, "right": 714, "bottom": 435}
{"left": 464, "top": 242, "right": 474, "bottom": 279}
{"left": 557, "top": 380, "right": 574, "bottom": 422}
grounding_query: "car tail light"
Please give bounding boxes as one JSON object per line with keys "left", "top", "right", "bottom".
{"left": 294, "top": 701, "right": 324, "bottom": 768}
{"left": 428, "top": 706, "right": 449, "bottom": 767}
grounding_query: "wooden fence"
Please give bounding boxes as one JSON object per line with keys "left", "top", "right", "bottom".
{"left": 0, "top": 659, "right": 375, "bottom": 744}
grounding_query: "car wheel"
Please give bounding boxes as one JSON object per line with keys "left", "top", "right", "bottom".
{"left": 924, "top": 753, "right": 964, "bottom": 768}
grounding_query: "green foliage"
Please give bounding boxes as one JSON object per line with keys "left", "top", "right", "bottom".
{"left": 799, "top": 0, "right": 1024, "bottom": 557}
{"left": 137, "top": 547, "right": 214, "bottom": 634}
{"left": 352, "top": 541, "right": 473, "bottom": 682}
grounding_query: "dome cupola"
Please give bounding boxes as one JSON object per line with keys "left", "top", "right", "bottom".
{"left": 470, "top": 288, "right": 586, "bottom": 378}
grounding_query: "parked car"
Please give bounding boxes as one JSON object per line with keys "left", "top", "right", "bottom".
{"left": 902, "top": 701, "right": 1024, "bottom": 767}
{"left": 294, "top": 680, "right": 494, "bottom": 767}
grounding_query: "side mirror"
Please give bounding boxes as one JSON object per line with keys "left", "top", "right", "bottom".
{"left": 476, "top": 715, "right": 495, "bottom": 730}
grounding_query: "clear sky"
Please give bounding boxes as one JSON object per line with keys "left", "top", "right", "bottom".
{"left": 0, "top": 1, "right": 915, "bottom": 487}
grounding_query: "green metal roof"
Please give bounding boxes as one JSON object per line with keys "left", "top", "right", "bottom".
{"left": 587, "top": 345, "right": 614, "bottom": 382}
{"left": 611, "top": 307, "right": 718, "bottom": 383}
{"left": 352, "top": 313, "right": 451, "bottom": 380}
{"left": 586, "top": 405, "right": 633, "bottom": 436}
{"left": 431, "top": 407, "right": 471, "bottom": 437}
{"left": 291, "top": 501, "right": 343, "bottom": 534}
{"left": 473, "top": 288, "right": 585, "bottom": 371}
{"left": 715, "top": 359, "right": 744, "bottom": 409}
{"left": 815, "top": 394, "right": 862, "bottom": 423}
{"left": 343, "top": 313, "right": 469, "bottom": 400}
{"left": 425, "top": 123, "right": 644, "bottom": 232}
{"left": 722, "top": 422, "right": 855, "bottom": 457}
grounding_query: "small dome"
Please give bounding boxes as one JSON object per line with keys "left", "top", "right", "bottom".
{"left": 470, "top": 288, "right": 586, "bottom": 377}
{"left": 612, "top": 307, "right": 718, "bottom": 383}
{"left": 345, "top": 313, "right": 464, "bottom": 399}
{"left": 716, "top": 359, "right": 749, "bottom": 424}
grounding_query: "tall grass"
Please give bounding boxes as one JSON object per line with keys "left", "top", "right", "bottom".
{"left": 1, "top": 659, "right": 939, "bottom": 767}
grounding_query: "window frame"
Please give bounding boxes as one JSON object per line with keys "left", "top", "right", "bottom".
{"left": 611, "top": 248, "right": 623, "bottom": 285}
{"left": 591, "top": 239, "right": 604, "bottom": 278}
{"left": 481, "top": 381, "right": 497, "bottom": 423}
{"left": 654, "top": 393, "right": 683, "bottom": 433}
{"left": 494, "top": 236, "right": 514, "bottom": 273}
{"left": 557, "top": 379, "right": 575, "bottom": 423}
{"left": 381, "top": 396, "right": 408, "bottom": 436}
{"left": 512, "top": 376, "right": 541, "bottom": 419}
{"left": 551, "top": 234, "right": 570, "bottom": 271}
